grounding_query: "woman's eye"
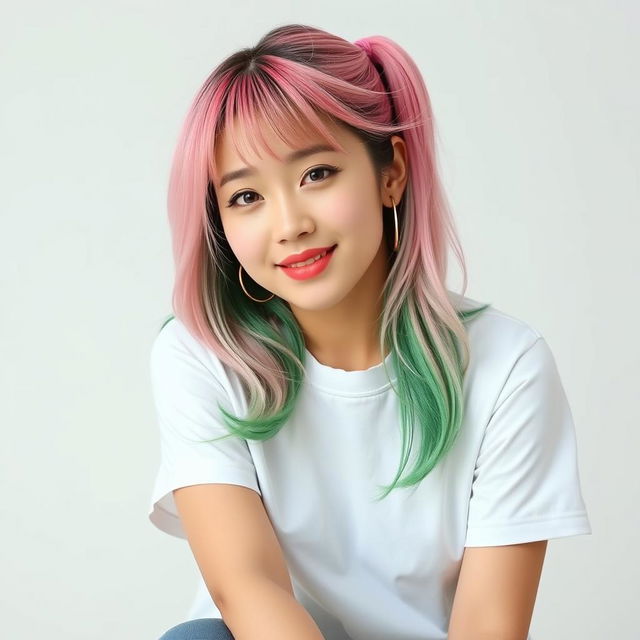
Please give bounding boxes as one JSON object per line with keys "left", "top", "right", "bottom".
{"left": 227, "top": 165, "right": 339, "bottom": 208}
{"left": 230, "top": 192, "right": 259, "bottom": 207}
{"left": 304, "top": 166, "right": 334, "bottom": 183}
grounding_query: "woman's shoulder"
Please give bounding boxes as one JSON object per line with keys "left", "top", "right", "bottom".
{"left": 151, "top": 315, "right": 233, "bottom": 391}
{"left": 152, "top": 315, "right": 207, "bottom": 363}
{"left": 447, "top": 289, "right": 544, "bottom": 363}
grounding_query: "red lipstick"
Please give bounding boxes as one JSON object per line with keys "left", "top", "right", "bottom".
{"left": 277, "top": 245, "right": 337, "bottom": 281}
{"left": 277, "top": 245, "right": 337, "bottom": 267}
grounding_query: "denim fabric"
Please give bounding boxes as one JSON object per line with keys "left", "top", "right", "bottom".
{"left": 158, "top": 617, "right": 234, "bottom": 640}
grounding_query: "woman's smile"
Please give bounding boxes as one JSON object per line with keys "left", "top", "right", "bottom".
{"left": 277, "top": 245, "right": 338, "bottom": 281}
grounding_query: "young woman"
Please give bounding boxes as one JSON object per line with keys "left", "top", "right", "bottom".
{"left": 149, "top": 24, "right": 591, "bottom": 640}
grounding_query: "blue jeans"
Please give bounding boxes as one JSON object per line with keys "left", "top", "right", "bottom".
{"left": 158, "top": 617, "right": 234, "bottom": 640}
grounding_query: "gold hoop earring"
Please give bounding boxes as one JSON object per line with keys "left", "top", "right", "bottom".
{"left": 390, "top": 195, "right": 399, "bottom": 251}
{"left": 238, "top": 265, "right": 275, "bottom": 303}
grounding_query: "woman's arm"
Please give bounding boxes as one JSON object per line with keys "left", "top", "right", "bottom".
{"left": 448, "top": 540, "right": 548, "bottom": 640}
{"left": 218, "top": 575, "right": 325, "bottom": 640}
{"left": 174, "top": 483, "right": 324, "bottom": 638}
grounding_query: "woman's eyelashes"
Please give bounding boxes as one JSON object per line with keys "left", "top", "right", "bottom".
{"left": 225, "top": 165, "right": 341, "bottom": 208}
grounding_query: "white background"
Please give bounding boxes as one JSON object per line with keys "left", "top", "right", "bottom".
{"left": 1, "top": 1, "right": 637, "bottom": 638}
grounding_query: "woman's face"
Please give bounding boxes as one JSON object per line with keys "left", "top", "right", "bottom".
{"left": 213, "top": 117, "right": 397, "bottom": 314}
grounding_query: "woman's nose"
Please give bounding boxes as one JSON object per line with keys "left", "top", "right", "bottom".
{"left": 271, "top": 200, "right": 316, "bottom": 244}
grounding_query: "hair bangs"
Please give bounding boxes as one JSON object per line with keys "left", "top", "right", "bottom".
{"left": 209, "top": 66, "right": 349, "bottom": 184}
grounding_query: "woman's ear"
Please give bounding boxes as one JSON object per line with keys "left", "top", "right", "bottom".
{"left": 380, "top": 135, "right": 409, "bottom": 206}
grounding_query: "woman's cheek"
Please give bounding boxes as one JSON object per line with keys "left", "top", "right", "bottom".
{"left": 325, "top": 190, "right": 366, "bottom": 232}
{"left": 226, "top": 226, "right": 263, "bottom": 264}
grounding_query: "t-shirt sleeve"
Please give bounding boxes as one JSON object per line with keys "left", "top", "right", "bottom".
{"left": 464, "top": 336, "right": 592, "bottom": 547}
{"left": 147, "top": 320, "right": 261, "bottom": 539}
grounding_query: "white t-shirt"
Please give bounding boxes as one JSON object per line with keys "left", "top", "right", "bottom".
{"left": 147, "top": 291, "right": 591, "bottom": 640}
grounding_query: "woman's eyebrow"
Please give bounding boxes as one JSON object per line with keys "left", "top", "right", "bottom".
{"left": 219, "top": 143, "right": 339, "bottom": 187}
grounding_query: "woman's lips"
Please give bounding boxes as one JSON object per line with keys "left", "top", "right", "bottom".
{"left": 277, "top": 245, "right": 337, "bottom": 281}
{"left": 277, "top": 244, "right": 337, "bottom": 267}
